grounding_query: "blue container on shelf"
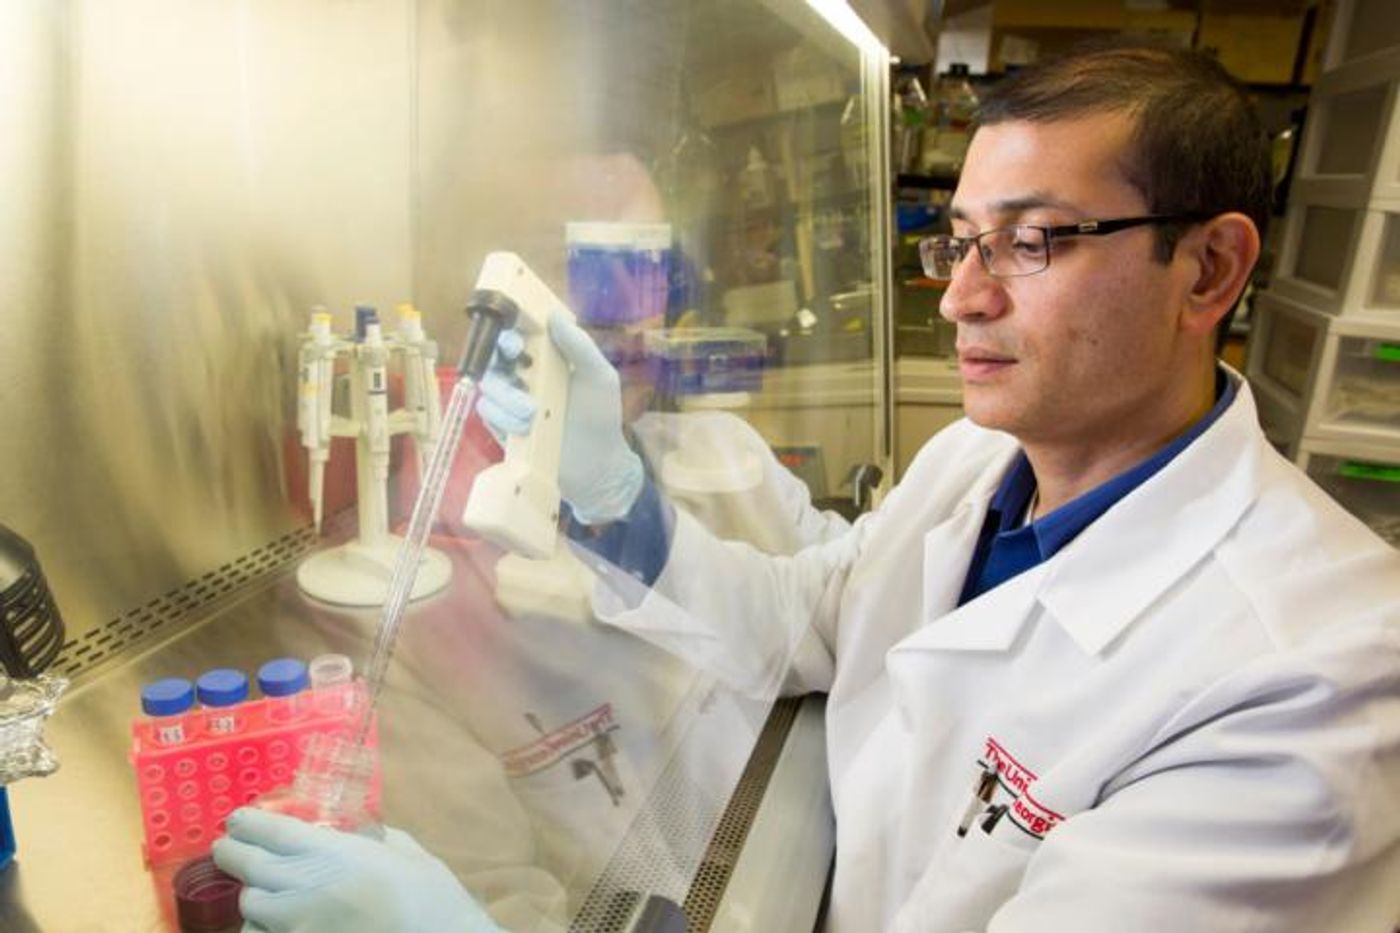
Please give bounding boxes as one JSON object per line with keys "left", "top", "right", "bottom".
{"left": 896, "top": 202, "right": 942, "bottom": 233}
{"left": 644, "top": 327, "right": 768, "bottom": 397}
{"left": 566, "top": 222, "right": 672, "bottom": 326}
{"left": 1, "top": 786, "right": 15, "bottom": 870}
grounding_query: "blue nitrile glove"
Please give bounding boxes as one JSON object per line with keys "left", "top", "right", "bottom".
{"left": 476, "top": 314, "right": 644, "bottom": 524}
{"left": 211, "top": 807, "right": 501, "bottom": 933}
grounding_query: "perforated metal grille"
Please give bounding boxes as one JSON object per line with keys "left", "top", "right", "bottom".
{"left": 683, "top": 696, "right": 800, "bottom": 930}
{"left": 569, "top": 695, "right": 801, "bottom": 932}
{"left": 53, "top": 526, "right": 317, "bottom": 679}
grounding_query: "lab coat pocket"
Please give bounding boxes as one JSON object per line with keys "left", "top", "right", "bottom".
{"left": 893, "top": 814, "right": 1040, "bottom": 933}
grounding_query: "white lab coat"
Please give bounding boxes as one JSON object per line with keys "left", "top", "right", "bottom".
{"left": 597, "top": 379, "right": 1400, "bottom": 932}
{"left": 397, "top": 409, "right": 850, "bottom": 929}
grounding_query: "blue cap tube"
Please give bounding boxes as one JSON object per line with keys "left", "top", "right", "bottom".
{"left": 258, "top": 658, "right": 309, "bottom": 722}
{"left": 197, "top": 669, "right": 250, "bottom": 736}
{"left": 141, "top": 678, "right": 195, "bottom": 745}
{"left": 257, "top": 658, "right": 309, "bottom": 697}
{"left": 196, "top": 669, "right": 249, "bottom": 707}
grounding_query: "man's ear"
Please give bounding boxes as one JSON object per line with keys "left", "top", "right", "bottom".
{"left": 1179, "top": 212, "right": 1260, "bottom": 337}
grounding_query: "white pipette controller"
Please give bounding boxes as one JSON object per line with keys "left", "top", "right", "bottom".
{"left": 460, "top": 253, "right": 575, "bottom": 560}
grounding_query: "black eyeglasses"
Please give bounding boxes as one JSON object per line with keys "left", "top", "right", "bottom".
{"left": 918, "top": 213, "right": 1212, "bottom": 280}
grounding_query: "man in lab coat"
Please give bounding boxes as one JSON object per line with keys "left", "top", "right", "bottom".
{"left": 512, "top": 42, "right": 1400, "bottom": 931}
{"left": 215, "top": 43, "right": 1400, "bottom": 932}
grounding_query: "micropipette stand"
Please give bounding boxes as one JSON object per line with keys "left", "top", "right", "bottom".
{"left": 291, "top": 253, "right": 583, "bottom": 830}
{"left": 295, "top": 305, "right": 452, "bottom": 607}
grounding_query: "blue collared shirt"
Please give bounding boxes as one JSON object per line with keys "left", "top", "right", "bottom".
{"left": 957, "top": 369, "right": 1238, "bottom": 606}
{"left": 564, "top": 474, "right": 674, "bottom": 587}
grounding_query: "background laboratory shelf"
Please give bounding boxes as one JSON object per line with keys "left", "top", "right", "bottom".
{"left": 1291, "top": 49, "right": 1400, "bottom": 196}
{"left": 1250, "top": 271, "right": 1400, "bottom": 452}
{"left": 1321, "top": 0, "right": 1400, "bottom": 75}
{"left": 893, "top": 172, "right": 958, "bottom": 191}
{"left": 1271, "top": 198, "right": 1400, "bottom": 323}
{"left": 1247, "top": 0, "right": 1400, "bottom": 543}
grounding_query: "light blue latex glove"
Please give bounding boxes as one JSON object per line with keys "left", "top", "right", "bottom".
{"left": 476, "top": 313, "right": 644, "bottom": 524}
{"left": 211, "top": 808, "right": 501, "bottom": 933}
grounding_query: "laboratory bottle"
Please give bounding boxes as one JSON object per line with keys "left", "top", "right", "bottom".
{"left": 892, "top": 67, "right": 930, "bottom": 174}
{"left": 141, "top": 677, "right": 196, "bottom": 746}
{"left": 923, "top": 63, "right": 978, "bottom": 174}
{"left": 196, "top": 668, "right": 249, "bottom": 736}
{"left": 308, "top": 653, "right": 356, "bottom": 715}
{"left": 739, "top": 146, "right": 776, "bottom": 210}
{"left": 257, "top": 658, "right": 309, "bottom": 723}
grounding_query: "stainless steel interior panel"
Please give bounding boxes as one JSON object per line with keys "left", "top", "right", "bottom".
{"left": 0, "top": 1, "right": 69, "bottom": 602}
{"left": 0, "top": 0, "right": 416, "bottom": 645}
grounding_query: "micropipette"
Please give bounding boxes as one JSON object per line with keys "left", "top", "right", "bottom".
{"left": 300, "top": 310, "right": 335, "bottom": 534}
{"left": 396, "top": 304, "right": 443, "bottom": 484}
{"left": 360, "top": 311, "right": 392, "bottom": 545}
{"left": 299, "top": 253, "right": 572, "bottom": 826}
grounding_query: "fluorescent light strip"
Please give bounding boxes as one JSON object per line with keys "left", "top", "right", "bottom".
{"left": 805, "top": 0, "right": 888, "bottom": 57}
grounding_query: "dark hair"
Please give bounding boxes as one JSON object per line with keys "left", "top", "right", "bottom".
{"left": 975, "top": 41, "right": 1272, "bottom": 262}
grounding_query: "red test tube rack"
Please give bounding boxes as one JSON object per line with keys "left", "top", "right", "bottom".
{"left": 129, "top": 680, "right": 381, "bottom": 867}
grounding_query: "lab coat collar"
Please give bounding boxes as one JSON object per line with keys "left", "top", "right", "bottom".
{"left": 1037, "top": 374, "right": 1263, "bottom": 656}
{"left": 896, "top": 374, "right": 1262, "bottom": 658}
{"left": 896, "top": 444, "right": 1041, "bottom": 654}
{"left": 901, "top": 558, "right": 1052, "bottom": 653}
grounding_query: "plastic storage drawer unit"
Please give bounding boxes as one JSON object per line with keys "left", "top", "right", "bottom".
{"left": 1322, "top": 336, "right": 1400, "bottom": 437}
{"left": 1325, "top": 0, "right": 1400, "bottom": 73}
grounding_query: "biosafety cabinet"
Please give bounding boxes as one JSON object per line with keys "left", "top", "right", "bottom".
{"left": 0, "top": 2, "right": 893, "bottom": 930}
{"left": 1247, "top": 0, "right": 1400, "bottom": 548}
